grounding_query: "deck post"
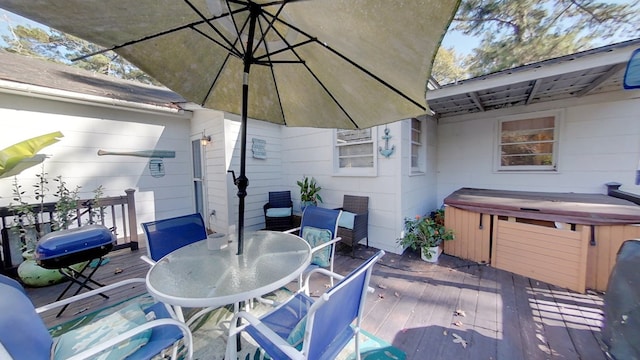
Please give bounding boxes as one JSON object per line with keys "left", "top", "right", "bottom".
{"left": 125, "top": 189, "right": 138, "bottom": 250}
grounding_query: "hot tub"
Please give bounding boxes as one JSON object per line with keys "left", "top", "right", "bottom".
{"left": 443, "top": 187, "right": 640, "bottom": 292}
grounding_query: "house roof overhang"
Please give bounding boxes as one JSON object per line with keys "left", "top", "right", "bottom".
{"left": 427, "top": 38, "right": 640, "bottom": 118}
{"left": 0, "top": 50, "right": 191, "bottom": 116}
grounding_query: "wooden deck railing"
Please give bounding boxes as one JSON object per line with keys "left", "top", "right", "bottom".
{"left": 0, "top": 189, "right": 138, "bottom": 274}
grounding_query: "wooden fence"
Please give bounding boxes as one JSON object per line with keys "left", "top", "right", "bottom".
{"left": 0, "top": 189, "right": 138, "bottom": 274}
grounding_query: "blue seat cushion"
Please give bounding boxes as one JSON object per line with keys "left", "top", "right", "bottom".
{"left": 0, "top": 283, "right": 52, "bottom": 360}
{"left": 53, "top": 303, "right": 152, "bottom": 360}
{"left": 338, "top": 211, "right": 356, "bottom": 230}
{"left": 301, "top": 226, "right": 332, "bottom": 267}
{"left": 266, "top": 207, "right": 292, "bottom": 218}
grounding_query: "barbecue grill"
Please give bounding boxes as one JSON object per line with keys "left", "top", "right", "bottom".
{"left": 36, "top": 225, "right": 115, "bottom": 268}
{"left": 35, "top": 225, "right": 115, "bottom": 316}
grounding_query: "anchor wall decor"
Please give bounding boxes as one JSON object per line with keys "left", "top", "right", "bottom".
{"left": 378, "top": 127, "right": 395, "bottom": 158}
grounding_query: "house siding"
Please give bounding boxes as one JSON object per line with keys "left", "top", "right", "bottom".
{"left": 436, "top": 90, "right": 640, "bottom": 204}
{"left": 0, "top": 91, "right": 194, "bottom": 235}
{"left": 280, "top": 119, "right": 436, "bottom": 254}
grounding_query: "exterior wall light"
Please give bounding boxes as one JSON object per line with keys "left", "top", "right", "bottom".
{"left": 201, "top": 134, "right": 212, "bottom": 146}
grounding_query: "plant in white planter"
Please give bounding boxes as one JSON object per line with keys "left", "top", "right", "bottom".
{"left": 296, "top": 176, "right": 323, "bottom": 213}
{"left": 398, "top": 209, "right": 454, "bottom": 262}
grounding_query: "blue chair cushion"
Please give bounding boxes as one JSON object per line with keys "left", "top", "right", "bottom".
{"left": 0, "top": 281, "right": 53, "bottom": 360}
{"left": 53, "top": 303, "right": 152, "bottom": 360}
{"left": 265, "top": 207, "right": 292, "bottom": 218}
{"left": 301, "top": 226, "right": 332, "bottom": 267}
{"left": 338, "top": 211, "right": 356, "bottom": 230}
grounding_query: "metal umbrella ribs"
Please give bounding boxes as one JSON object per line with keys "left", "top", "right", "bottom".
{"left": 0, "top": 0, "right": 460, "bottom": 254}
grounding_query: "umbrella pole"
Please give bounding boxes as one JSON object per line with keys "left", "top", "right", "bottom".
{"left": 235, "top": 4, "right": 259, "bottom": 256}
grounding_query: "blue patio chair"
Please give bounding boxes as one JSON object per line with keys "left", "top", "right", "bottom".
{"left": 141, "top": 213, "right": 208, "bottom": 265}
{"left": 0, "top": 276, "right": 193, "bottom": 360}
{"left": 285, "top": 206, "right": 342, "bottom": 287}
{"left": 141, "top": 213, "right": 219, "bottom": 324}
{"left": 225, "top": 250, "right": 385, "bottom": 360}
{"left": 263, "top": 191, "right": 294, "bottom": 231}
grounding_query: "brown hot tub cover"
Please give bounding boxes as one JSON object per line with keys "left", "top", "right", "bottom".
{"left": 444, "top": 188, "right": 640, "bottom": 225}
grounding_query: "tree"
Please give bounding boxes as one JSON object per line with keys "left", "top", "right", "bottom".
{"left": 1, "top": 23, "right": 160, "bottom": 85}
{"left": 432, "top": 46, "right": 471, "bottom": 85}
{"left": 452, "top": 0, "right": 640, "bottom": 76}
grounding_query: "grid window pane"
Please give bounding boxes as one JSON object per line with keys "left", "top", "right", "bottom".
{"left": 337, "top": 129, "right": 374, "bottom": 169}
{"left": 499, "top": 115, "right": 557, "bottom": 169}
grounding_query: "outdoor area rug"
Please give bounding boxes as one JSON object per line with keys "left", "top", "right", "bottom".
{"left": 48, "top": 289, "right": 406, "bottom": 360}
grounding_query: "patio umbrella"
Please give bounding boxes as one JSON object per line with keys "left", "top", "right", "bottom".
{"left": 0, "top": 0, "right": 459, "bottom": 254}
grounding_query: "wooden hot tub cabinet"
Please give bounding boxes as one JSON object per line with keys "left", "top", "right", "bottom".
{"left": 444, "top": 188, "right": 640, "bottom": 293}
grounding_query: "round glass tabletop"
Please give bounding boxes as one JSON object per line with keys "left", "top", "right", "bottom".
{"left": 146, "top": 230, "right": 311, "bottom": 308}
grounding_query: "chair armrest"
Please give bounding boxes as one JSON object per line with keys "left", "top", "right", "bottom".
{"left": 284, "top": 227, "right": 300, "bottom": 234}
{"left": 352, "top": 211, "right": 368, "bottom": 225}
{"left": 302, "top": 268, "right": 374, "bottom": 294}
{"left": 140, "top": 255, "right": 155, "bottom": 266}
{"left": 35, "top": 278, "right": 146, "bottom": 314}
{"left": 68, "top": 318, "right": 193, "bottom": 360}
{"left": 309, "top": 236, "right": 341, "bottom": 254}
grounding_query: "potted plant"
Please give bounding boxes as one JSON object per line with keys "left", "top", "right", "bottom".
{"left": 398, "top": 209, "right": 454, "bottom": 262}
{"left": 296, "top": 176, "right": 323, "bottom": 213}
{"left": 9, "top": 172, "right": 98, "bottom": 287}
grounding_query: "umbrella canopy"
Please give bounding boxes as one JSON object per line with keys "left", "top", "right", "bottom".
{"left": 0, "top": 0, "right": 459, "bottom": 254}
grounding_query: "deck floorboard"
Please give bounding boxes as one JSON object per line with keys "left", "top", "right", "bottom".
{"left": 24, "top": 242, "right": 608, "bottom": 359}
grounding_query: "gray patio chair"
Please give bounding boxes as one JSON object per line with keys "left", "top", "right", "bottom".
{"left": 335, "top": 195, "right": 369, "bottom": 257}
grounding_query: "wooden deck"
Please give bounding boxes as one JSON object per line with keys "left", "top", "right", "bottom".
{"left": 25, "top": 244, "right": 609, "bottom": 359}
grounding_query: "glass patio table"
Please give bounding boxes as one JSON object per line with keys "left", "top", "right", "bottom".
{"left": 145, "top": 230, "right": 311, "bottom": 322}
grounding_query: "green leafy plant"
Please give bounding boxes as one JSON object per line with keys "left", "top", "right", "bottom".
{"left": 297, "top": 176, "right": 323, "bottom": 206}
{"left": 9, "top": 177, "right": 37, "bottom": 251}
{"left": 398, "top": 209, "right": 454, "bottom": 257}
{"left": 86, "top": 185, "right": 105, "bottom": 225}
{"left": 52, "top": 175, "right": 81, "bottom": 231}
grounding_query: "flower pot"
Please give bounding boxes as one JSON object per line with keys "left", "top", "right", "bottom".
{"left": 421, "top": 246, "right": 441, "bottom": 263}
{"left": 17, "top": 250, "right": 88, "bottom": 287}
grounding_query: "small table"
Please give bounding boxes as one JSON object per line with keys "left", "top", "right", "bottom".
{"left": 145, "top": 230, "right": 311, "bottom": 322}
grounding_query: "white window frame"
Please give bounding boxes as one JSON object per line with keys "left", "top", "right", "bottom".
{"left": 333, "top": 127, "right": 378, "bottom": 176}
{"left": 410, "top": 118, "right": 424, "bottom": 174}
{"left": 495, "top": 110, "right": 561, "bottom": 172}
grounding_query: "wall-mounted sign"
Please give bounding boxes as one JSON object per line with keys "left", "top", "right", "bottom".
{"left": 252, "top": 138, "right": 267, "bottom": 159}
{"left": 149, "top": 159, "right": 165, "bottom": 178}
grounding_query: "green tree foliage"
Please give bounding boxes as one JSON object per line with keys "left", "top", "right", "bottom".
{"left": 453, "top": 0, "right": 640, "bottom": 76}
{"left": 432, "top": 46, "right": 471, "bottom": 85}
{"left": 1, "top": 24, "right": 160, "bottom": 85}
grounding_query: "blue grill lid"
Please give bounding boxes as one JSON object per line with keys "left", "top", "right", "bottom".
{"left": 35, "top": 225, "right": 115, "bottom": 261}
